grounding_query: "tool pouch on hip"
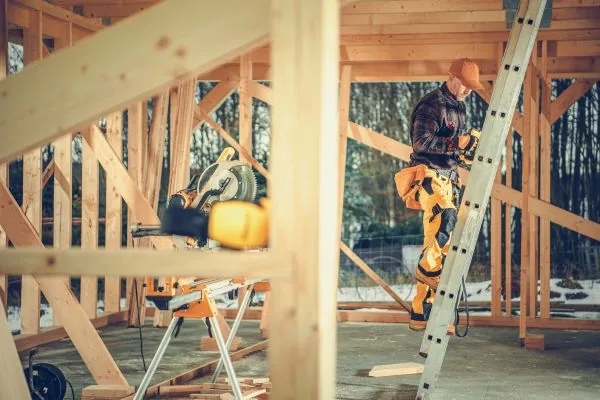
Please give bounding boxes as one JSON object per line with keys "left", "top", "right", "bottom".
{"left": 394, "top": 164, "right": 427, "bottom": 210}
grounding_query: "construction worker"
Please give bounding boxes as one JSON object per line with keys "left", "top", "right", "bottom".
{"left": 394, "top": 58, "right": 483, "bottom": 333}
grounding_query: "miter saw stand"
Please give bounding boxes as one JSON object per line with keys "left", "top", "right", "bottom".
{"left": 132, "top": 277, "right": 266, "bottom": 400}
{"left": 129, "top": 147, "right": 268, "bottom": 399}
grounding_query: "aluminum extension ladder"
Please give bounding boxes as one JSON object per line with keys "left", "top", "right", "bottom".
{"left": 415, "top": 0, "right": 547, "bottom": 399}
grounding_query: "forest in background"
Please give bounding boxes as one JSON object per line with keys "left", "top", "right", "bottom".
{"left": 4, "top": 43, "right": 600, "bottom": 305}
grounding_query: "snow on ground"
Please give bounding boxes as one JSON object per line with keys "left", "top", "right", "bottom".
{"left": 7, "top": 279, "right": 600, "bottom": 334}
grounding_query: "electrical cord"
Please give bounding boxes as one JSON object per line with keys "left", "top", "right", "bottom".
{"left": 130, "top": 240, "right": 147, "bottom": 373}
{"left": 133, "top": 277, "right": 147, "bottom": 373}
{"left": 65, "top": 379, "right": 75, "bottom": 400}
{"left": 454, "top": 276, "right": 470, "bottom": 338}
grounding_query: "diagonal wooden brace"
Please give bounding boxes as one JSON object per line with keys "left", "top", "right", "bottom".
{"left": 0, "top": 180, "right": 128, "bottom": 385}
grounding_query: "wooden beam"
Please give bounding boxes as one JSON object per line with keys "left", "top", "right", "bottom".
{"left": 528, "top": 46, "right": 540, "bottom": 320}
{"left": 0, "top": 299, "right": 31, "bottom": 400}
{"left": 248, "top": 81, "right": 272, "bottom": 104}
{"left": 340, "top": 21, "right": 508, "bottom": 35}
{"left": 550, "top": 79, "right": 597, "bottom": 124}
{"left": 338, "top": 65, "right": 351, "bottom": 230}
{"left": 341, "top": 43, "right": 498, "bottom": 62}
{"left": 0, "top": 0, "right": 271, "bottom": 164}
{"left": 269, "top": 1, "right": 340, "bottom": 398}
{"left": 341, "top": 1, "right": 505, "bottom": 14}
{"left": 54, "top": 0, "right": 157, "bottom": 5}
{"left": 0, "top": 246, "right": 280, "bottom": 278}
{"left": 82, "top": 3, "right": 157, "bottom": 18}
{"left": 237, "top": 54, "right": 252, "bottom": 309}
{"left": 152, "top": 79, "right": 195, "bottom": 328}
{"left": 82, "top": 124, "right": 173, "bottom": 250}
{"left": 347, "top": 59, "right": 500, "bottom": 82}
{"left": 13, "top": 0, "right": 103, "bottom": 32}
{"left": 104, "top": 112, "right": 123, "bottom": 313}
{"left": 81, "top": 131, "right": 99, "bottom": 318}
{"left": 143, "top": 93, "right": 168, "bottom": 212}
{"left": 0, "top": 0, "right": 8, "bottom": 309}
{"left": 340, "top": 29, "right": 600, "bottom": 45}
{"left": 529, "top": 197, "right": 600, "bottom": 242}
{"left": 553, "top": 0, "right": 600, "bottom": 8}
{"left": 201, "top": 111, "right": 270, "bottom": 180}
{"left": 52, "top": 22, "right": 74, "bottom": 326}
{"left": 14, "top": 310, "right": 127, "bottom": 352}
{"left": 520, "top": 55, "right": 535, "bottom": 340}
{"left": 343, "top": 10, "right": 506, "bottom": 25}
{"left": 20, "top": 7, "right": 42, "bottom": 336}
{"left": 239, "top": 54, "right": 253, "bottom": 164}
{"left": 0, "top": 179, "right": 128, "bottom": 385}
{"left": 340, "top": 242, "right": 410, "bottom": 311}
{"left": 169, "top": 80, "right": 196, "bottom": 192}
{"left": 505, "top": 130, "right": 513, "bottom": 317}
{"left": 126, "top": 101, "right": 145, "bottom": 327}
{"left": 192, "top": 80, "right": 240, "bottom": 129}
{"left": 539, "top": 41, "right": 552, "bottom": 319}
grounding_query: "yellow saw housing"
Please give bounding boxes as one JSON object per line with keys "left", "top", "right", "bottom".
{"left": 208, "top": 198, "right": 270, "bottom": 250}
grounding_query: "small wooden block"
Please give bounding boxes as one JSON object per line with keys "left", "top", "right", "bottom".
{"left": 201, "top": 336, "right": 241, "bottom": 351}
{"left": 368, "top": 362, "right": 424, "bottom": 377}
{"left": 220, "top": 377, "right": 271, "bottom": 385}
{"left": 81, "top": 385, "right": 135, "bottom": 399}
{"left": 220, "top": 388, "right": 267, "bottom": 399}
{"left": 523, "top": 334, "right": 545, "bottom": 350}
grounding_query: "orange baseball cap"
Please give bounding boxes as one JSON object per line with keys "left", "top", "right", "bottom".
{"left": 449, "top": 58, "right": 484, "bottom": 90}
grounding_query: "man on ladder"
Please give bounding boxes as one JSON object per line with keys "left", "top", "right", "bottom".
{"left": 394, "top": 58, "right": 483, "bottom": 334}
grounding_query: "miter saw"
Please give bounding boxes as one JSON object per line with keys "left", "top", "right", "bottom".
{"left": 131, "top": 147, "right": 261, "bottom": 249}
{"left": 128, "top": 148, "right": 270, "bottom": 400}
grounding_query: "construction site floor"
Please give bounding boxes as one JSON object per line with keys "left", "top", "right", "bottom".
{"left": 17, "top": 317, "right": 600, "bottom": 400}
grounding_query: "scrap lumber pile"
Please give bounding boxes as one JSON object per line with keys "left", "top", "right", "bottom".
{"left": 153, "top": 378, "right": 271, "bottom": 399}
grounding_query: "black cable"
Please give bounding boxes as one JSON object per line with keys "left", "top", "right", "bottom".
{"left": 65, "top": 379, "right": 75, "bottom": 400}
{"left": 454, "top": 276, "right": 470, "bottom": 338}
{"left": 133, "top": 278, "right": 147, "bottom": 372}
{"left": 133, "top": 277, "right": 147, "bottom": 372}
{"left": 130, "top": 239, "right": 147, "bottom": 373}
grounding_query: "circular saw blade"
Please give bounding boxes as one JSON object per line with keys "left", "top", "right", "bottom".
{"left": 228, "top": 163, "right": 257, "bottom": 202}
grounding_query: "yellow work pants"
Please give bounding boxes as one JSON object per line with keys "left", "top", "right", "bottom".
{"left": 410, "top": 167, "right": 460, "bottom": 322}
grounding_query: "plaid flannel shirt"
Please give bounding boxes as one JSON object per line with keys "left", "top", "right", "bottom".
{"left": 408, "top": 83, "right": 468, "bottom": 170}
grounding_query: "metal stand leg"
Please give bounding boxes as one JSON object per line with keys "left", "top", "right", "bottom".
{"left": 209, "top": 315, "right": 244, "bottom": 400}
{"left": 212, "top": 285, "right": 254, "bottom": 383}
{"left": 133, "top": 316, "right": 181, "bottom": 400}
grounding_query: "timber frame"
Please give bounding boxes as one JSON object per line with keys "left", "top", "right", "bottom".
{"left": 1, "top": 0, "right": 600, "bottom": 398}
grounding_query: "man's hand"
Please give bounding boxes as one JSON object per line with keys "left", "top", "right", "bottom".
{"left": 458, "top": 128, "right": 480, "bottom": 152}
{"left": 458, "top": 128, "right": 481, "bottom": 164}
